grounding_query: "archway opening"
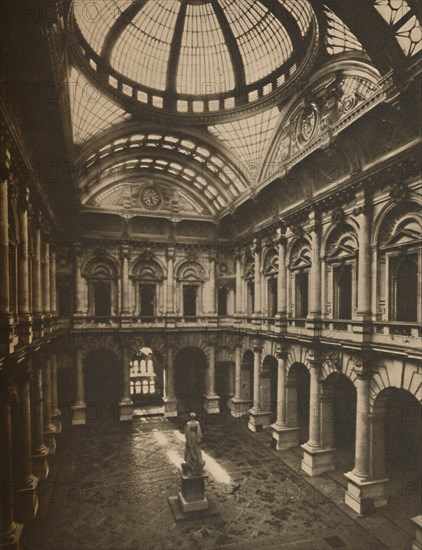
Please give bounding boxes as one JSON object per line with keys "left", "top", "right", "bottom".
{"left": 241, "top": 350, "right": 254, "bottom": 403}
{"left": 262, "top": 355, "right": 278, "bottom": 422}
{"left": 322, "top": 373, "right": 356, "bottom": 470}
{"left": 384, "top": 389, "right": 421, "bottom": 475}
{"left": 216, "top": 361, "right": 233, "bottom": 411}
{"left": 83, "top": 349, "right": 121, "bottom": 423}
{"left": 175, "top": 347, "right": 206, "bottom": 414}
{"left": 287, "top": 362, "right": 310, "bottom": 444}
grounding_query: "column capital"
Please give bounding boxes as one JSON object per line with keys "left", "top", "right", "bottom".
{"left": 252, "top": 337, "right": 263, "bottom": 352}
{"left": 275, "top": 344, "right": 288, "bottom": 359}
{"left": 166, "top": 244, "right": 175, "bottom": 260}
{"left": 352, "top": 348, "right": 374, "bottom": 379}
{"left": 18, "top": 185, "right": 30, "bottom": 211}
{"left": 250, "top": 238, "right": 261, "bottom": 256}
{"left": 307, "top": 347, "right": 323, "bottom": 369}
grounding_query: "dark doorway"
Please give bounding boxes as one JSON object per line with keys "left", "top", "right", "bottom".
{"left": 263, "top": 356, "right": 278, "bottom": 423}
{"left": 183, "top": 285, "right": 197, "bottom": 317}
{"left": 94, "top": 282, "right": 111, "bottom": 316}
{"left": 335, "top": 265, "right": 353, "bottom": 319}
{"left": 140, "top": 284, "right": 155, "bottom": 318}
{"left": 324, "top": 373, "right": 356, "bottom": 452}
{"left": 84, "top": 349, "right": 121, "bottom": 423}
{"left": 391, "top": 255, "right": 418, "bottom": 322}
{"left": 384, "top": 389, "right": 421, "bottom": 474}
{"left": 58, "top": 282, "right": 72, "bottom": 316}
{"left": 175, "top": 347, "right": 206, "bottom": 413}
{"left": 218, "top": 287, "right": 228, "bottom": 316}
{"left": 296, "top": 272, "right": 309, "bottom": 317}
{"left": 241, "top": 350, "right": 254, "bottom": 402}
{"left": 288, "top": 363, "right": 310, "bottom": 444}
{"left": 267, "top": 278, "right": 277, "bottom": 317}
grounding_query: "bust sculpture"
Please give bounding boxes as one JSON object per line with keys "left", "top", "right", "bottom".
{"left": 182, "top": 413, "right": 205, "bottom": 476}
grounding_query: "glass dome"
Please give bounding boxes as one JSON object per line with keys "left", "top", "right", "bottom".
{"left": 73, "top": 0, "right": 318, "bottom": 120}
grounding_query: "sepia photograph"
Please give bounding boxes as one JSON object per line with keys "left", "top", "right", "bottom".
{"left": 0, "top": 1, "right": 421, "bottom": 549}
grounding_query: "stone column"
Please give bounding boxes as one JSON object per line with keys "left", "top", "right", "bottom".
{"left": 208, "top": 252, "right": 216, "bottom": 316}
{"left": 71, "top": 349, "right": 86, "bottom": 425}
{"left": 252, "top": 239, "right": 261, "bottom": 315}
{"left": 121, "top": 246, "right": 130, "bottom": 315}
{"left": 308, "top": 211, "right": 321, "bottom": 319}
{"left": 271, "top": 345, "right": 299, "bottom": 450}
{"left": 231, "top": 344, "right": 250, "bottom": 417}
{"left": 31, "top": 358, "right": 49, "bottom": 480}
{"left": 49, "top": 246, "right": 57, "bottom": 316}
{"left": 203, "top": 342, "right": 220, "bottom": 414}
{"left": 13, "top": 362, "right": 39, "bottom": 521}
{"left": 166, "top": 245, "right": 175, "bottom": 315}
{"left": 42, "top": 238, "right": 51, "bottom": 315}
{"left": 235, "top": 251, "right": 242, "bottom": 315}
{"left": 119, "top": 347, "right": 134, "bottom": 421}
{"left": 17, "top": 189, "right": 30, "bottom": 316}
{"left": 0, "top": 175, "right": 10, "bottom": 315}
{"left": 344, "top": 358, "right": 388, "bottom": 515}
{"left": 276, "top": 232, "right": 287, "bottom": 320}
{"left": 43, "top": 357, "right": 56, "bottom": 453}
{"left": 50, "top": 354, "right": 61, "bottom": 431}
{"left": 248, "top": 339, "right": 270, "bottom": 431}
{"left": 1, "top": 379, "right": 22, "bottom": 548}
{"left": 32, "top": 218, "right": 43, "bottom": 316}
{"left": 301, "top": 350, "right": 335, "bottom": 476}
{"left": 74, "top": 247, "right": 85, "bottom": 315}
{"left": 355, "top": 193, "right": 372, "bottom": 320}
{"left": 163, "top": 337, "right": 177, "bottom": 417}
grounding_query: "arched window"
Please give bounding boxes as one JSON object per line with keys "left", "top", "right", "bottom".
{"left": 243, "top": 254, "right": 255, "bottom": 316}
{"left": 263, "top": 248, "right": 278, "bottom": 317}
{"left": 390, "top": 255, "right": 418, "bottom": 322}
{"left": 183, "top": 285, "right": 197, "bottom": 317}
{"left": 295, "top": 272, "right": 309, "bottom": 318}
{"left": 131, "top": 260, "right": 164, "bottom": 319}
{"left": 84, "top": 258, "right": 118, "bottom": 317}
{"left": 324, "top": 226, "right": 358, "bottom": 321}
{"left": 94, "top": 281, "right": 111, "bottom": 316}
{"left": 377, "top": 205, "right": 421, "bottom": 323}
{"left": 289, "top": 239, "right": 311, "bottom": 319}
{"left": 218, "top": 287, "right": 228, "bottom": 316}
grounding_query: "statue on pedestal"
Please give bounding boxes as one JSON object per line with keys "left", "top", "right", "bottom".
{"left": 182, "top": 413, "right": 205, "bottom": 476}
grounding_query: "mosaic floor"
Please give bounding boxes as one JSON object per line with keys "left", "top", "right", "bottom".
{"left": 21, "top": 414, "right": 412, "bottom": 550}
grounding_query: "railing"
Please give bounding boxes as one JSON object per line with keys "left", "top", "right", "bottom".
{"left": 6, "top": 314, "right": 419, "bottom": 359}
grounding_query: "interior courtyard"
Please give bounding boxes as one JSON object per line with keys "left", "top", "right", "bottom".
{"left": 1, "top": 1, "right": 421, "bottom": 549}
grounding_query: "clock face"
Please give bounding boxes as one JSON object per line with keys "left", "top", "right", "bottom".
{"left": 140, "top": 186, "right": 162, "bottom": 209}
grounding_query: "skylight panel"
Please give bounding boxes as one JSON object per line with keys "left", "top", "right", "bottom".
{"left": 324, "top": 6, "right": 365, "bottom": 55}
{"left": 278, "top": 0, "right": 313, "bottom": 37}
{"left": 74, "top": 0, "right": 131, "bottom": 54}
{"left": 111, "top": 0, "right": 180, "bottom": 91}
{"left": 177, "top": 3, "right": 235, "bottom": 95}
{"left": 69, "top": 68, "right": 129, "bottom": 145}
{"left": 209, "top": 107, "right": 279, "bottom": 181}
{"left": 220, "top": 0, "right": 292, "bottom": 84}
{"left": 374, "top": 1, "right": 422, "bottom": 57}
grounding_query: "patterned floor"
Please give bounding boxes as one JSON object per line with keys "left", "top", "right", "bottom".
{"left": 21, "top": 414, "right": 408, "bottom": 550}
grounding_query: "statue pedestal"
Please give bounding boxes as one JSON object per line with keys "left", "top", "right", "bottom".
{"left": 168, "top": 468, "right": 218, "bottom": 521}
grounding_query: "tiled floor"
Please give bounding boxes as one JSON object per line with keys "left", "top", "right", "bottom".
{"left": 21, "top": 413, "right": 416, "bottom": 550}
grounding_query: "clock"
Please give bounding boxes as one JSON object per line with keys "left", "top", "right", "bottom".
{"left": 140, "top": 185, "right": 162, "bottom": 209}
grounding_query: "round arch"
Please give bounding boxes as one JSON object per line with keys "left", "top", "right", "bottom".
{"left": 174, "top": 347, "right": 207, "bottom": 414}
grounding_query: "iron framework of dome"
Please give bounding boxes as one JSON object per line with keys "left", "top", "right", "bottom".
{"left": 72, "top": 0, "right": 319, "bottom": 122}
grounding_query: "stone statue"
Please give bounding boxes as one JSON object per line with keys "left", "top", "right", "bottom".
{"left": 182, "top": 413, "right": 205, "bottom": 476}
